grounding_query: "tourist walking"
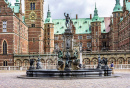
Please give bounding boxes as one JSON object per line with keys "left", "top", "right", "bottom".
{"left": 111, "top": 62, "right": 114, "bottom": 74}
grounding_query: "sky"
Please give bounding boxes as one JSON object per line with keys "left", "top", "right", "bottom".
{"left": 8, "top": 0, "right": 123, "bottom": 19}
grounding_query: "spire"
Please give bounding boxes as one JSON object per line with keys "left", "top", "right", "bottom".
{"left": 47, "top": 5, "right": 51, "bottom": 18}
{"left": 45, "top": 5, "right": 52, "bottom": 23}
{"left": 92, "top": 3, "right": 100, "bottom": 22}
{"left": 116, "top": 0, "right": 120, "bottom": 5}
{"left": 113, "top": 0, "right": 122, "bottom": 12}
{"left": 48, "top": 5, "right": 50, "bottom": 12}
{"left": 94, "top": 2, "right": 98, "bottom": 17}
{"left": 95, "top": 2, "right": 96, "bottom": 9}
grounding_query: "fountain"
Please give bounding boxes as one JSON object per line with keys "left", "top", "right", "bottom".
{"left": 25, "top": 13, "right": 112, "bottom": 78}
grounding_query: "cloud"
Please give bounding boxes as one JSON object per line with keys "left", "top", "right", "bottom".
{"left": 8, "top": 0, "right": 123, "bottom": 19}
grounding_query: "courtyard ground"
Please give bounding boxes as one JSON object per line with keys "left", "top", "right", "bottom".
{"left": 0, "top": 70, "right": 130, "bottom": 88}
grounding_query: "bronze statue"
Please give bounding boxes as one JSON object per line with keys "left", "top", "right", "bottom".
{"left": 64, "top": 13, "right": 70, "bottom": 28}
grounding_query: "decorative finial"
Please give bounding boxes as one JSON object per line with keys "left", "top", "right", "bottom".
{"left": 48, "top": 4, "right": 50, "bottom": 11}
{"left": 95, "top": 2, "right": 96, "bottom": 9}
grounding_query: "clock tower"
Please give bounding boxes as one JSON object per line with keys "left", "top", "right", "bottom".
{"left": 25, "top": 0, "right": 44, "bottom": 54}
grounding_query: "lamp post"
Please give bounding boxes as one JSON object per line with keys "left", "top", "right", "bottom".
{"left": 39, "top": 35, "right": 41, "bottom": 58}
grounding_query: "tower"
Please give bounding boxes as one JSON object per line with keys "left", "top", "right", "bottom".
{"left": 14, "top": 0, "right": 23, "bottom": 20}
{"left": 44, "top": 5, "right": 54, "bottom": 53}
{"left": 24, "top": 0, "right": 44, "bottom": 54}
{"left": 111, "top": 0, "right": 123, "bottom": 50}
{"left": 91, "top": 3, "right": 101, "bottom": 51}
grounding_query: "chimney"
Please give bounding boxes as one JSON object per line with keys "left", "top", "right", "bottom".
{"left": 76, "top": 14, "right": 78, "bottom": 19}
{"left": 90, "top": 14, "right": 92, "bottom": 19}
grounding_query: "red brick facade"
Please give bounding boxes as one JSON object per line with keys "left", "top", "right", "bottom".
{"left": 0, "top": 0, "right": 28, "bottom": 66}
{"left": 0, "top": 0, "right": 129, "bottom": 66}
{"left": 25, "top": 0, "right": 44, "bottom": 54}
{"left": 109, "top": 0, "right": 130, "bottom": 50}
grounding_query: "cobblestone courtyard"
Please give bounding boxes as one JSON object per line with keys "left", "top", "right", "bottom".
{"left": 0, "top": 70, "right": 130, "bottom": 88}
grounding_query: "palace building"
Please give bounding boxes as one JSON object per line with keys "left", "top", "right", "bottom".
{"left": 0, "top": 0, "right": 129, "bottom": 66}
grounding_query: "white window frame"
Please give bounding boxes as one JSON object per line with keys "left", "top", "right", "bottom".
{"left": 78, "top": 36, "right": 82, "bottom": 40}
{"left": 3, "top": 21, "right": 7, "bottom": 32}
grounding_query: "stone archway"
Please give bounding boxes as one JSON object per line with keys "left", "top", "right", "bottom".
{"left": 83, "top": 58, "right": 90, "bottom": 65}
{"left": 91, "top": 58, "right": 98, "bottom": 65}
{"left": 109, "top": 57, "right": 116, "bottom": 64}
{"left": 126, "top": 57, "right": 130, "bottom": 64}
{"left": 15, "top": 59, "right": 22, "bottom": 66}
{"left": 46, "top": 59, "right": 53, "bottom": 65}
{"left": 117, "top": 57, "right": 125, "bottom": 64}
{"left": 23, "top": 59, "right": 29, "bottom": 66}
{"left": 54, "top": 58, "right": 58, "bottom": 65}
{"left": 41, "top": 59, "right": 45, "bottom": 63}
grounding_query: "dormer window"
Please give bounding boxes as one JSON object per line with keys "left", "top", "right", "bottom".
{"left": 57, "top": 22, "right": 59, "bottom": 24}
{"left": 74, "top": 21, "right": 77, "bottom": 24}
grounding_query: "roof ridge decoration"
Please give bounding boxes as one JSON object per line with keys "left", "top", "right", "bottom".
{"left": 113, "top": 0, "right": 123, "bottom": 12}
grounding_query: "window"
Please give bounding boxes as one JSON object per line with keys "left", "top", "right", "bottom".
{"left": 118, "top": 13, "right": 120, "bottom": 17}
{"left": 30, "top": 3, "right": 35, "bottom": 10}
{"left": 78, "top": 36, "right": 82, "bottom": 39}
{"left": 87, "top": 35, "right": 91, "bottom": 39}
{"left": 32, "top": 38, "right": 35, "bottom": 42}
{"left": 0, "top": 8, "right": 1, "bottom": 12}
{"left": 31, "top": 24, "right": 35, "bottom": 27}
{"left": 55, "top": 43, "right": 58, "bottom": 49}
{"left": 79, "top": 42, "right": 82, "bottom": 47}
{"left": 3, "top": 41, "right": 7, "bottom": 55}
{"left": 62, "top": 43, "right": 64, "bottom": 48}
{"left": 96, "top": 32, "right": 98, "bottom": 35}
{"left": 3, "top": 61, "right": 8, "bottom": 66}
{"left": 3, "top": 21, "right": 7, "bottom": 32}
{"left": 54, "top": 36, "right": 58, "bottom": 40}
{"left": 103, "top": 35, "right": 106, "bottom": 39}
{"left": 102, "top": 42, "right": 106, "bottom": 47}
{"left": 48, "top": 43, "right": 49, "bottom": 45}
{"left": 48, "top": 33, "right": 49, "bottom": 35}
{"left": 114, "top": 13, "right": 116, "bottom": 17}
{"left": 87, "top": 42, "right": 91, "bottom": 48}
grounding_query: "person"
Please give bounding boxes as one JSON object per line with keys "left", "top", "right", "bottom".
{"left": 111, "top": 62, "right": 114, "bottom": 74}
{"left": 64, "top": 13, "right": 70, "bottom": 28}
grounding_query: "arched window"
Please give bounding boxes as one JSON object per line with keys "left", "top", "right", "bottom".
{"left": 30, "top": 3, "right": 35, "bottom": 10}
{"left": 3, "top": 41, "right": 7, "bottom": 55}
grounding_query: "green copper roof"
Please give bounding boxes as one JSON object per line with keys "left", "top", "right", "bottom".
{"left": 10, "top": 6, "right": 20, "bottom": 13}
{"left": 16, "top": 0, "right": 20, "bottom": 2}
{"left": 52, "top": 17, "right": 107, "bottom": 35}
{"left": 113, "top": 0, "right": 123, "bottom": 12}
{"left": 22, "top": 16, "right": 25, "bottom": 23}
{"left": 45, "top": 5, "right": 53, "bottom": 24}
{"left": 92, "top": 3, "right": 100, "bottom": 22}
{"left": 126, "top": 1, "right": 130, "bottom": 11}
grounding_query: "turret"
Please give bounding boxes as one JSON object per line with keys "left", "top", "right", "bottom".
{"left": 91, "top": 3, "right": 101, "bottom": 51}
{"left": 44, "top": 5, "right": 54, "bottom": 53}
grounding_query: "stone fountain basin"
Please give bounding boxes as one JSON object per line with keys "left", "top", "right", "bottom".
{"left": 26, "top": 69, "right": 112, "bottom": 77}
